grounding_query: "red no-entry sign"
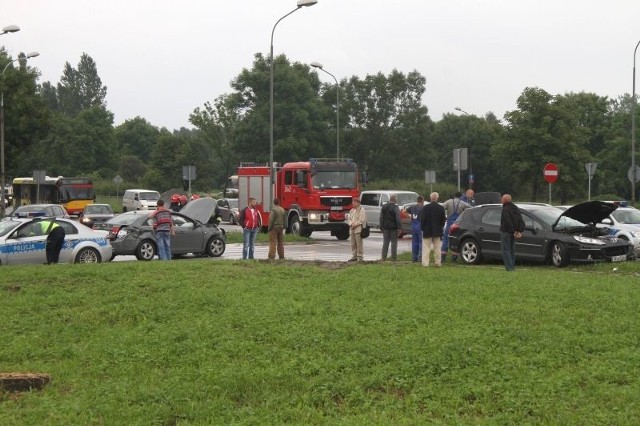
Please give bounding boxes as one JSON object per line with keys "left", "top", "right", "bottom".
{"left": 543, "top": 163, "right": 558, "bottom": 184}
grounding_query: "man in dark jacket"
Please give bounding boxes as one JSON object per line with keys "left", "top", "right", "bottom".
{"left": 379, "top": 194, "right": 402, "bottom": 261}
{"left": 500, "top": 193, "right": 525, "bottom": 271}
{"left": 420, "top": 192, "right": 446, "bottom": 267}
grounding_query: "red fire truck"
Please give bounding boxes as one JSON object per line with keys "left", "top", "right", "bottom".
{"left": 236, "top": 158, "right": 361, "bottom": 240}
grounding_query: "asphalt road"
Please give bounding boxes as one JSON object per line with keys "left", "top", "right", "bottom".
{"left": 114, "top": 224, "right": 414, "bottom": 262}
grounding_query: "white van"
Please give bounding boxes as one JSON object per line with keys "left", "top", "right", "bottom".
{"left": 122, "top": 189, "right": 160, "bottom": 212}
{"left": 359, "top": 190, "right": 419, "bottom": 230}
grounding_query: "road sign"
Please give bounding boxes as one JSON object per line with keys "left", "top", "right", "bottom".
{"left": 628, "top": 165, "right": 640, "bottom": 183}
{"left": 585, "top": 163, "right": 597, "bottom": 177}
{"left": 424, "top": 170, "right": 436, "bottom": 184}
{"left": 543, "top": 163, "right": 558, "bottom": 184}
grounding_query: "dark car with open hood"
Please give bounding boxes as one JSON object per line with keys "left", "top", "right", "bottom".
{"left": 449, "top": 201, "right": 631, "bottom": 267}
{"left": 106, "top": 197, "right": 225, "bottom": 261}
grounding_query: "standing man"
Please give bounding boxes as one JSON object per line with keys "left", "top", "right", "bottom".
{"left": 379, "top": 194, "right": 402, "bottom": 261}
{"left": 461, "top": 189, "right": 475, "bottom": 206}
{"left": 420, "top": 192, "right": 446, "bottom": 267}
{"left": 239, "top": 197, "right": 259, "bottom": 260}
{"left": 347, "top": 197, "right": 367, "bottom": 262}
{"left": 500, "top": 193, "right": 525, "bottom": 271}
{"left": 268, "top": 198, "right": 286, "bottom": 260}
{"left": 41, "top": 220, "right": 66, "bottom": 264}
{"left": 406, "top": 195, "right": 425, "bottom": 262}
{"left": 441, "top": 192, "right": 472, "bottom": 263}
{"left": 150, "top": 199, "right": 175, "bottom": 261}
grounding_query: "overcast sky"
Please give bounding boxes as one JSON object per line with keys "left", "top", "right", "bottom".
{"left": 3, "top": 0, "right": 640, "bottom": 130}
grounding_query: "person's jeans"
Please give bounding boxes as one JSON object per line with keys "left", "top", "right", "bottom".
{"left": 243, "top": 228, "right": 258, "bottom": 259}
{"left": 156, "top": 231, "right": 172, "bottom": 261}
{"left": 500, "top": 231, "right": 516, "bottom": 271}
{"left": 381, "top": 229, "right": 398, "bottom": 260}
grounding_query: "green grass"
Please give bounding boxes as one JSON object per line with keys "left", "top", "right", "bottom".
{"left": 1, "top": 259, "right": 639, "bottom": 424}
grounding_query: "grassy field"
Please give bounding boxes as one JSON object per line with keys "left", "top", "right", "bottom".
{"left": 1, "top": 258, "right": 639, "bottom": 424}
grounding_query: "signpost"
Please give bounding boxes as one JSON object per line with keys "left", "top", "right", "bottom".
{"left": 452, "top": 148, "right": 468, "bottom": 191}
{"left": 33, "top": 169, "right": 46, "bottom": 204}
{"left": 543, "top": 163, "right": 558, "bottom": 204}
{"left": 585, "top": 163, "right": 597, "bottom": 201}
{"left": 182, "top": 165, "right": 196, "bottom": 198}
{"left": 113, "top": 175, "right": 123, "bottom": 200}
{"left": 425, "top": 170, "right": 436, "bottom": 193}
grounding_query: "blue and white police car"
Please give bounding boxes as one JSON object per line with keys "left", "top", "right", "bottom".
{"left": 0, "top": 217, "right": 112, "bottom": 265}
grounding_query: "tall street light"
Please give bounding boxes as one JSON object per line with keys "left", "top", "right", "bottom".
{"left": 1, "top": 25, "right": 20, "bottom": 36}
{"left": 632, "top": 40, "right": 640, "bottom": 204}
{"left": 269, "top": 0, "right": 317, "bottom": 212}
{"left": 1, "top": 51, "right": 39, "bottom": 218}
{"left": 455, "top": 106, "right": 470, "bottom": 115}
{"left": 310, "top": 61, "right": 340, "bottom": 159}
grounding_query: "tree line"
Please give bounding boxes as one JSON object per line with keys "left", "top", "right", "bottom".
{"left": 1, "top": 48, "right": 637, "bottom": 202}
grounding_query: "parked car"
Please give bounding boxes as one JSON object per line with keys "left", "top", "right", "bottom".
{"left": 78, "top": 203, "right": 116, "bottom": 230}
{"left": 107, "top": 198, "right": 226, "bottom": 261}
{"left": 360, "top": 190, "right": 419, "bottom": 236}
{"left": 449, "top": 201, "right": 630, "bottom": 267}
{"left": 214, "top": 198, "right": 239, "bottom": 224}
{"left": 7, "top": 204, "right": 70, "bottom": 220}
{"left": 0, "top": 217, "right": 112, "bottom": 265}
{"left": 598, "top": 205, "right": 640, "bottom": 259}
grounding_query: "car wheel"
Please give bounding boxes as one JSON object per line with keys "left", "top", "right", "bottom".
{"left": 135, "top": 239, "right": 156, "bottom": 261}
{"left": 550, "top": 241, "right": 569, "bottom": 267}
{"left": 75, "top": 247, "right": 101, "bottom": 263}
{"left": 460, "top": 238, "right": 482, "bottom": 265}
{"left": 206, "top": 236, "right": 226, "bottom": 257}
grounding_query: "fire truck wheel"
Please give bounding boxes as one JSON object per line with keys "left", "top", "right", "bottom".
{"left": 335, "top": 230, "right": 350, "bottom": 240}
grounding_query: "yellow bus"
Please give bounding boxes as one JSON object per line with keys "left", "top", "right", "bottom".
{"left": 12, "top": 176, "right": 95, "bottom": 215}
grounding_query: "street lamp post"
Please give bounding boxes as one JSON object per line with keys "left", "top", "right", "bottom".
{"left": 310, "top": 61, "right": 340, "bottom": 159}
{"left": 269, "top": 0, "right": 317, "bottom": 212}
{"left": 455, "top": 106, "right": 470, "bottom": 115}
{"left": 1, "top": 25, "right": 20, "bottom": 36}
{"left": 632, "top": 40, "right": 640, "bottom": 204}
{"left": 1, "top": 51, "right": 39, "bottom": 218}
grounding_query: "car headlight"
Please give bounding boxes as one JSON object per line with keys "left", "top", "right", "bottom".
{"left": 574, "top": 236, "right": 605, "bottom": 245}
{"left": 630, "top": 231, "right": 640, "bottom": 238}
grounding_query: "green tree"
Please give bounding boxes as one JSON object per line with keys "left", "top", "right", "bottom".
{"left": 225, "top": 53, "right": 328, "bottom": 163}
{"left": 340, "top": 70, "right": 433, "bottom": 180}
{"left": 114, "top": 117, "right": 160, "bottom": 163}
{"left": 0, "top": 49, "right": 50, "bottom": 178}
{"left": 495, "top": 87, "right": 590, "bottom": 202}
{"left": 49, "top": 53, "right": 108, "bottom": 117}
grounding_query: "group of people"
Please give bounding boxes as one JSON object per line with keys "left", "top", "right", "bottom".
{"left": 169, "top": 193, "right": 199, "bottom": 212}
{"left": 347, "top": 188, "right": 525, "bottom": 271}
{"left": 239, "top": 197, "right": 286, "bottom": 261}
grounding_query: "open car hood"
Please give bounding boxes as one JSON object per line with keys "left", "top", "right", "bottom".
{"left": 558, "top": 201, "right": 618, "bottom": 226}
{"left": 179, "top": 197, "right": 216, "bottom": 224}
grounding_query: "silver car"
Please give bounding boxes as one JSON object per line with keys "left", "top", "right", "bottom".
{"left": 107, "top": 198, "right": 226, "bottom": 261}
{"left": 0, "top": 217, "right": 112, "bottom": 265}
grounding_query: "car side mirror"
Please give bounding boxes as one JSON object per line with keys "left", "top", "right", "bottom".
{"left": 525, "top": 226, "right": 536, "bottom": 235}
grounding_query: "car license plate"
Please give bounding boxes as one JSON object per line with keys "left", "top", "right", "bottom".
{"left": 330, "top": 206, "right": 342, "bottom": 211}
{"left": 611, "top": 254, "right": 627, "bottom": 262}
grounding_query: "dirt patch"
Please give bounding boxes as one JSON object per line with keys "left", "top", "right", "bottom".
{"left": 259, "top": 259, "right": 378, "bottom": 270}
{"left": 0, "top": 373, "right": 51, "bottom": 392}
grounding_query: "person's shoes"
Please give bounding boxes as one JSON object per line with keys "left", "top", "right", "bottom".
{"left": 441, "top": 254, "right": 446, "bottom": 263}
{"left": 347, "top": 258, "right": 358, "bottom": 262}
{"left": 452, "top": 256, "right": 458, "bottom": 263}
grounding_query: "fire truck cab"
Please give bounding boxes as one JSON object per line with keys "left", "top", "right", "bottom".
{"left": 237, "top": 158, "right": 360, "bottom": 240}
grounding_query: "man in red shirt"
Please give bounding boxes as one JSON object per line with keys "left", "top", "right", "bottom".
{"left": 239, "top": 197, "right": 259, "bottom": 259}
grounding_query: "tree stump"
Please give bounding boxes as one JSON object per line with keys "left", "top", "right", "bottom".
{"left": 0, "top": 373, "right": 51, "bottom": 392}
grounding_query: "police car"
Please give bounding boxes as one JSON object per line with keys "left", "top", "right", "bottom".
{"left": 599, "top": 205, "right": 640, "bottom": 259}
{"left": 0, "top": 217, "right": 112, "bottom": 265}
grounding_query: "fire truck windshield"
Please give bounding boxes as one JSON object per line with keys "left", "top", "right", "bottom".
{"left": 312, "top": 171, "right": 357, "bottom": 189}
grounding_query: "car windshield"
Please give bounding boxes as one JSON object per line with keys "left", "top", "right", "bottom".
{"left": 312, "top": 171, "right": 357, "bottom": 189}
{"left": 85, "top": 205, "right": 113, "bottom": 215}
{"left": 526, "top": 206, "right": 586, "bottom": 229}
{"left": 139, "top": 192, "right": 160, "bottom": 201}
{"left": 611, "top": 208, "right": 640, "bottom": 224}
{"left": 0, "top": 219, "right": 22, "bottom": 237}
